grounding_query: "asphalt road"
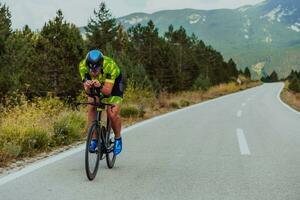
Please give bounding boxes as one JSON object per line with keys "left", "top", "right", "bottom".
{"left": 1, "top": 83, "right": 300, "bottom": 200}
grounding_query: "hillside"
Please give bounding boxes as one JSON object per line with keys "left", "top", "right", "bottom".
{"left": 118, "top": 0, "right": 300, "bottom": 77}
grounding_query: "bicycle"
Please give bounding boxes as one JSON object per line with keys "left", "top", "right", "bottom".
{"left": 76, "top": 90, "right": 116, "bottom": 181}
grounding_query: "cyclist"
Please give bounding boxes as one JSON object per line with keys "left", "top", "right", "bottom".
{"left": 79, "top": 49, "right": 123, "bottom": 155}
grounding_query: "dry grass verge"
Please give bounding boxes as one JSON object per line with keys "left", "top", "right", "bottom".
{"left": 280, "top": 81, "right": 300, "bottom": 112}
{"left": 0, "top": 96, "right": 86, "bottom": 168}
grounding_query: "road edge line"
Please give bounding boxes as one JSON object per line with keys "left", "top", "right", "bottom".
{"left": 277, "top": 82, "right": 300, "bottom": 116}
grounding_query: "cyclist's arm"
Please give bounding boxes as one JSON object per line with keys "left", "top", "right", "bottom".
{"left": 83, "top": 80, "right": 93, "bottom": 93}
{"left": 79, "top": 59, "right": 93, "bottom": 92}
{"left": 99, "top": 60, "right": 119, "bottom": 95}
{"left": 91, "top": 80, "right": 113, "bottom": 95}
{"left": 100, "top": 81, "right": 113, "bottom": 95}
{"left": 79, "top": 59, "right": 89, "bottom": 81}
{"left": 82, "top": 73, "right": 93, "bottom": 93}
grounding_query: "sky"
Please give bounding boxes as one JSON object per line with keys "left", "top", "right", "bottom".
{"left": 2, "top": 0, "right": 265, "bottom": 30}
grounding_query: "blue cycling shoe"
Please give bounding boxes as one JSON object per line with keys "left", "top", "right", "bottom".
{"left": 89, "top": 139, "right": 98, "bottom": 153}
{"left": 113, "top": 138, "right": 122, "bottom": 155}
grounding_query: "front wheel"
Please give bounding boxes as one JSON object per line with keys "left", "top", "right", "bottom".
{"left": 85, "top": 122, "right": 101, "bottom": 180}
{"left": 105, "top": 119, "right": 116, "bottom": 168}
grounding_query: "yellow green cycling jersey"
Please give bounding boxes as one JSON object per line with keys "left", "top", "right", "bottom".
{"left": 79, "top": 56, "right": 123, "bottom": 104}
{"left": 79, "top": 56, "right": 121, "bottom": 84}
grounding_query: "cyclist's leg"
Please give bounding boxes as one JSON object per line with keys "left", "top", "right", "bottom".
{"left": 107, "top": 103, "right": 122, "bottom": 155}
{"left": 107, "top": 104, "right": 122, "bottom": 139}
{"left": 107, "top": 72, "right": 124, "bottom": 139}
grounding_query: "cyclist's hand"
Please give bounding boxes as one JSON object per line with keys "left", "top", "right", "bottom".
{"left": 92, "top": 80, "right": 101, "bottom": 88}
{"left": 83, "top": 80, "right": 93, "bottom": 91}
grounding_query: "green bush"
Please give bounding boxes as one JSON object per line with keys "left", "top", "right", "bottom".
{"left": 0, "top": 151, "right": 7, "bottom": 167}
{"left": 0, "top": 126, "right": 49, "bottom": 157}
{"left": 289, "top": 78, "right": 300, "bottom": 93}
{"left": 137, "top": 105, "right": 146, "bottom": 118}
{"left": 52, "top": 112, "right": 86, "bottom": 145}
{"left": 0, "top": 127, "right": 22, "bottom": 167}
{"left": 21, "top": 128, "right": 50, "bottom": 154}
{"left": 193, "top": 76, "right": 211, "bottom": 90}
{"left": 121, "top": 105, "right": 145, "bottom": 118}
{"left": 169, "top": 102, "right": 180, "bottom": 109}
{"left": 180, "top": 100, "right": 190, "bottom": 107}
{"left": 0, "top": 127, "right": 21, "bottom": 146}
{"left": 0, "top": 143, "right": 22, "bottom": 164}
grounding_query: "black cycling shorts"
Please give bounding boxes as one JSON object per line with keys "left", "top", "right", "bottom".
{"left": 111, "top": 72, "right": 124, "bottom": 98}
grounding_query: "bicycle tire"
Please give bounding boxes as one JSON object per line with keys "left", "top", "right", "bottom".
{"left": 85, "top": 122, "right": 101, "bottom": 180}
{"left": 105, "top": 118, "right": 116, "bottom": 168}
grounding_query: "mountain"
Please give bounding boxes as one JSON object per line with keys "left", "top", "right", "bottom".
{"left": 118, "top": 0, "right": 300, "bottom": 77}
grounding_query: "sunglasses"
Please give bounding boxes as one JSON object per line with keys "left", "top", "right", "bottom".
{"left": 88, "top": 64, "right": 100, "bottom": 72}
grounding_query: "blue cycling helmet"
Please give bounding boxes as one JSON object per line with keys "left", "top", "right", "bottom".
{"left": 86, "top": 50, "right": 104, "bottom": 71}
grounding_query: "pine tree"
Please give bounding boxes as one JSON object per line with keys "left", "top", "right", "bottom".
{"left": 0, "top": 3, "right": 12, "bottom": 98}
{"left": 85, "top": 2, "right": 121, "bottom": 53}
{"left": 2, "top": 26, "right": 38, "bottom": 96}
{"left": 128, "top": 21, "right": 159, "bottom": 76}
{"left": 164, "top": 25, "right": 199, "bottom": 90}
{"left": 227, "top": 58, "right": 239, "bottom": 80}
{"left": 0, "top": 3, "right": 11, "bottom": 56}
{"left": 269, "top": 70, "right": 278, "bottom": 82}
{"left": 244, "top": 67, "right": 251, "bottom": 79}
{"left": 36, "top": 10, "right": 85, "bottom": 98}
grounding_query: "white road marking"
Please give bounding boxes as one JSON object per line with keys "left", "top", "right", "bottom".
{"left": 236, "top": 128, "right": 251, "bottom": 155}
{"left": 237, "top": 110, "right": 242, "bottom": 117}
{"left": 242, "top": 103, "right": 246, "bottom": 107}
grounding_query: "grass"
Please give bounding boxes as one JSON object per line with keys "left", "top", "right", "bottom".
{"left": 0, "top": 79, "right": 261, "bottom": 168}
{"left": 121, "top": 105, "right": 145, "bottom": 118}
{"left": 280, "top": 81, "right": 300, "bottom": 112}
{"left": 0, "top": 96, "right": 86, "bottom": 167}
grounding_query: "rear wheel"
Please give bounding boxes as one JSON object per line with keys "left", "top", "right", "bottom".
{"left": 105, "top": 118, "right": 116, "bottom": 168}
{"left": 85, "top": 122, "right": 101, "bottom": 180}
